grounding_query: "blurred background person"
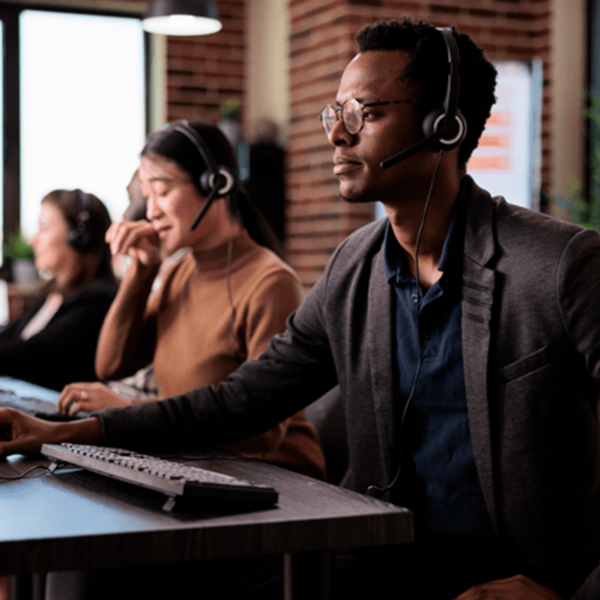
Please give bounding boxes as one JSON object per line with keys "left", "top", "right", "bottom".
{"left": 122, "top": 167, "right": 146, "bottom": 222}
{"left": 246, "top": 119, "right": 286, "bottom": 245}
{"left": 0, "top": 189, "right": 117, "bottom": 391}
{"left": 103, "top": 167, "right": 161, "bottom": 401}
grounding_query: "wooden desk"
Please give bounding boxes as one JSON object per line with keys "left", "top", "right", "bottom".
{"left": 0, "top": 449, "right": 412, "bottom": 599}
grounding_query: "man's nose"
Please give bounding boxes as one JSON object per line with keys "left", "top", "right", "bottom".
{"left": 327, "top": 117, "right": 355, "bottom": 147}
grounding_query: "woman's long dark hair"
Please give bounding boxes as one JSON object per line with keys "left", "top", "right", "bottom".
{"left": 42, "top": 189, "right": 117, "bottom": 294}
{"left": 142, "top": 120, "right": 282, "bottom": 256}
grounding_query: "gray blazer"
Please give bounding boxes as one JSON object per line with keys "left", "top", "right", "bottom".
{"left": 100, "top": 177, "right": 600, "bottom": 598}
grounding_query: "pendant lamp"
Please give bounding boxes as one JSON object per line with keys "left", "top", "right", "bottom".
{"left": 143, "top": 0, "right": 222, "bottom": 36}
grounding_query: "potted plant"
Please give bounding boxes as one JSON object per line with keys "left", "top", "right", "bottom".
{"left": 3, "top": 231, "right": 37, "bottom": 284}
{"left": 218, "top": 97, "right": 243, "bottom": 147}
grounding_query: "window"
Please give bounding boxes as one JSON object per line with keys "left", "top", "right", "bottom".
{"left": 469, "top": 60, "right": 543, "bottom": 210}
{"left": 0, "top": 3, "right": 150, "bottom": 258}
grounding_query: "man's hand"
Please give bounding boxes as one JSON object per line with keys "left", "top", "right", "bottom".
{"left": 105, "top": 220, "right": 161, "bottom": 266}
{"left": 454, "top": 575, "right": 563, "bottom": 599}
{"left": 0, "top": 408, "right": 103, "bottom": 457}
{"left": 0, "top": 408, "right": 67, "bottom": 457}
{"left": 58, "top": 382, "right": 132, "bottom": 415}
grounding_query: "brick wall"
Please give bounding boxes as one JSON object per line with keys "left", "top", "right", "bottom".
{"left": 164, "top": 0, "right": 246, "bottom": 124}
{"left": 286, "top": 0, "right": 552, "bottom": 291}
{"left": 103, "top": 1, "right": 246, "bottom": 123}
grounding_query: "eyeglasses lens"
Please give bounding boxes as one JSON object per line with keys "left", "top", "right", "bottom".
{"left": 319, "top": 99, "right": 365, "bottom": 135}
{"left": 320, "top": 106, "right": 338, "bottom": 134}
{"left": 342, "top": 99, "right": 363, "bottom": 135}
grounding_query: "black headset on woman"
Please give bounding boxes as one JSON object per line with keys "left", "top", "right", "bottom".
{"left": 170, "top": 120, "right": 237, "bottom": 231}
{"left": 67, "top": 189, "right": 93, "bottom": 252}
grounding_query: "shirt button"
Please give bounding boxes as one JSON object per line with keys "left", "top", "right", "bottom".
{"left": 411, "top": 294, "right": 419, "bottom": 303}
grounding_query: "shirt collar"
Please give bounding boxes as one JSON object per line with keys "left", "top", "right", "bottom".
{"left": 383, "top": 177, "right": 469, "bottom": 286}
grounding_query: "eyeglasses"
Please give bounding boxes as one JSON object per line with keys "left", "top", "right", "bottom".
{"left": 319, "top": 97, "right": 421, "bottom": 135}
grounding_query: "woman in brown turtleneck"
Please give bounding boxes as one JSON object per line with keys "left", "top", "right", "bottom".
{"left": 56, "top": 120, "right": 325, "bottom": 480}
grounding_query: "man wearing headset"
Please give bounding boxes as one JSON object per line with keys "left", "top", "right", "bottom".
{"left": 1, "top": 18, "right": 599, "bottom": 600}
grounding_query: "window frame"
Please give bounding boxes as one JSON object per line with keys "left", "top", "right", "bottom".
{"left": 0, "top": 1, "right": 151, "bottom": 267}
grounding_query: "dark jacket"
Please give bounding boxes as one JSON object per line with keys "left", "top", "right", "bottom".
{"left": 99, "top": 177, "right": 600, "bottom": 598}
{"left": 0, "top": 279, "right": 116, "bottom": 391}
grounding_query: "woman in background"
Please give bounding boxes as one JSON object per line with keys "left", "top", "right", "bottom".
{"left": 0, "top": 189, "right": 117, "bottom": 391}
{"left": 57, "top": 121, "right": 325, "bottom": 481}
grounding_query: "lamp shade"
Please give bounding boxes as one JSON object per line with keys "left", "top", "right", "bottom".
{"left": 143, "top": 0, "right": 222, "bottom": 36}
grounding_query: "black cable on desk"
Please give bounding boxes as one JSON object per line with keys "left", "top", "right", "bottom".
{"left": 0, "top": 463, "right": 62, "bottom": 480}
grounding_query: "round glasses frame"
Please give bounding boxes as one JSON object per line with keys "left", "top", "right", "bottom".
{"left": 319, "top": 97, "right": 421, "bottom": 135}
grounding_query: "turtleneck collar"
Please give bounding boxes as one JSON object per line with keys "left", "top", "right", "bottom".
{"left": 191, "top": 227, "right": 259, "bottom": 279}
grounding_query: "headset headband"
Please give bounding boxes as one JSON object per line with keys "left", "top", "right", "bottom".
{"left": 171, "top": 120, "right": 235, "bottom": 196}
{"left": 437, "top": 27, "right": 460, "bottom": 135}
{"left": 380, "top": 27, "right": 465, "bottom": 169}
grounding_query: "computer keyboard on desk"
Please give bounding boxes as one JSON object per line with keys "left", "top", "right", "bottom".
{"left": 41, "top": 443, "right": 279, "bottom": 511}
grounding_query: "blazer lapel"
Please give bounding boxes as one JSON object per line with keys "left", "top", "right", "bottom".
{"left": 364, "top": 183, "right": 501, "bottom": 512}
{"left": 366, "top": 243, "right": 397, "bottom": 484}
{"left": 461, "top": 177, "right": 499, "bottom": 530}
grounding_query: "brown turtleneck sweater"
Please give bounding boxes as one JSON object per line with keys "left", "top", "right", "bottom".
{"left": 96, "top": 230, "right": 326, "bottom": 480}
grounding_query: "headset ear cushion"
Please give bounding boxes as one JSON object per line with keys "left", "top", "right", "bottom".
{"left": 438, "top": 112, "right": 467, "bottom": 150}
{"left": 422, "top": 106, "right": 445, "bottom": 140}
{"left": 211, "top": 168, "right": 234, "bottom": 196}
{"left": 67, "top": 226, "right": 91, "bottom": 252}
{"left": 422, "top": 108, "right": 467, "bottom": 151}
{"left": 199, "top": 168, "right": 235, "bottom": 197}
{"left": 199, "top": 172, "right": 213, "bottom": 196}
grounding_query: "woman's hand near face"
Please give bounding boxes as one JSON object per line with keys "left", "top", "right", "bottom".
{"left": 106, "top": 220, "right": 161, "bottom": 267}
{"left": 58, "top": 382, "right": 133, "bottom": 416}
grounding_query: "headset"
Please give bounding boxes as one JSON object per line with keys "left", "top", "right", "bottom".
{"left": 366, "top": 27, "right": 466, "bottom": 498}
{"left": 380, "top": 27, "right": 467, "bottom": 170}
{"left": 170, "top": 120, "right": 236, "bottom": 231}
{"left": 67, "top": 189, "right": 93, "bottom": 252}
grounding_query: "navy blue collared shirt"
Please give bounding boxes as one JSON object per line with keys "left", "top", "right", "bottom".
{"left": 383, "top": 184, "right": 496, "bottom": 548}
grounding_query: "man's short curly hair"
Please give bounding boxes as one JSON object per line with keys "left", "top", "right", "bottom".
{"left": 356, "top": 18, "right": 497, "bottom": 167}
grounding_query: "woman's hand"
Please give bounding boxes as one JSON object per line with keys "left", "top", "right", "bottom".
{"left": 58, "top": 382, "right": 133, "bottom": 416}
{"left": 0, "top": 408, "right": 103, "bottom": 457}
{"left": 105, "top": 220, "right": 161, "bottom": 267}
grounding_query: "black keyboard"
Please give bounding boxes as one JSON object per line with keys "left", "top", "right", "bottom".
{"left": 0, "top": 389, "right": 84, "bottom": 421}
{"left": 41, "top": 443, "right": 279, "bottom": 511}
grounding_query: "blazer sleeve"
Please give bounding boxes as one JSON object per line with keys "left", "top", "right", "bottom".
{"left": 574, "top": 564, "right": 600, "bottom": 600}
{"left": 556, "top": 227, "right": 600, "bottom": 384}
{"left": 557, "top": 229, "right": 600, "bottom": 599}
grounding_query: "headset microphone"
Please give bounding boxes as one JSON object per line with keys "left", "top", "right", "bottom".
{"left": 189, "top": 173, "right": 226, "bottom": 230}
{"left": 380, "top": 124, "right": 457, "bottom": 168}
{"left": 380, "top": 28, "right": 466, "bottom": 170}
